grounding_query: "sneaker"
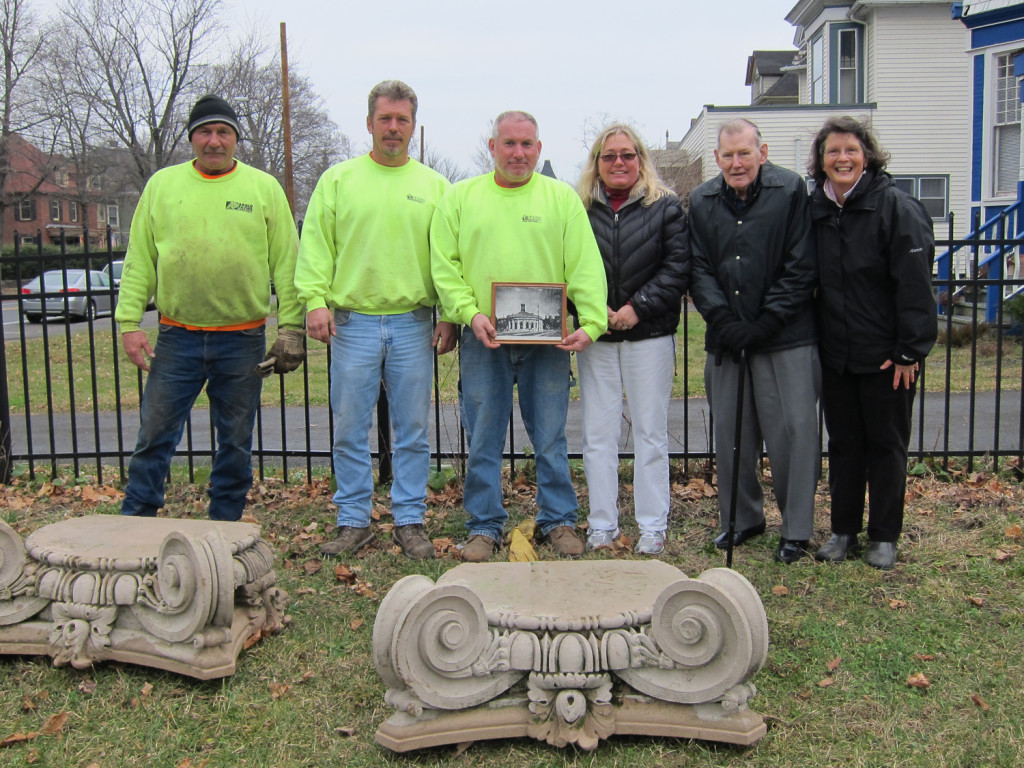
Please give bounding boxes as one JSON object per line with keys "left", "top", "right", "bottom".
{"left": 586, "top": 528, "right": 620, "bottom": 550}
{"left": 320, "top": 526, "right": 374, "bottom": 557}
{"left": 544, "top": 526, "right": 585, "bottom": 557}
{"left": 393, "top": 523, "right": 436, "bottom": 560}
{"left": 636, "top": 531, "right": 666, "bottom": 555}
{"left": 462, "top": 534, "right": 496, "bottom": 563}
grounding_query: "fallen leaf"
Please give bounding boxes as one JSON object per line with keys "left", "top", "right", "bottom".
{"left": 353, "top": 580, "right": 377, "bottom": 600}
{"left": 1, "top": 732, "right": 40, "bottom": 748}
{"left": 140, "top": 682, "right": 154, "bottom": 698}
{"left": 453, "top": 740, "right": 474, "bottom": 757}
{"left": 176, "top": 759, "right": 193, "bottom": 768}
{"left": 300, "top": 671, "right": 316, "bottom": 682}
{"left": 78, "top": 679, "right": 97, "bottom": 695}
{"left": 917, "top": 508, "right": 935, "bottom": 516}
{"left": 303, "top": 560, "right": 322, "bottom": 576}
{"left": 826, "top": 657, "right": 842, "bottom": 672}
{"left": 889, "top": 599, "right": 909, "bottom": 610}
{"left": 994, "top": 549, "right": 1016, "bottom": 562}
{"left": 971, "top": 693, "right": 990, "bottom": 710}
{"left": 818, "top": 677, "right": 834, "bottom": 688}
{"left": 20, "top": 695, "right": 35, "bottom": 711}
{"left": 41, "top": 712, "right": 69, "bottom": 735}
{"left": 25, "top": 749, "right": 40, "bottom": 763}
{"left": 907, "top": 672, "right": 931, "bottom": 689}
{"left": 334, "top": 565, "right": 357, "bottom": 584}
{"left": 914, "top": 653, "right": 936, "bottom": 661}
{"left": 349, "top": 619, "right": 364, "bottom": 631}
{"left": 295, "top": 587, "right": 318, "bottom": 596}
{"left": 269, "top": 682, "right": 291, "bottom": 700}
{"left": 771, "top": 585, "right": 789, "bottom": 597}
{"left": 967, "top": 596, "right": 985, "bottom": 606}
{"left": 334, "top": 726, "right": 356, "bottom": 737}
{"left": 303, "top": 521, "right": 319, "bottom": 533}
{"left": 1005, "top": 524, "right": 1023, "bottom": 540}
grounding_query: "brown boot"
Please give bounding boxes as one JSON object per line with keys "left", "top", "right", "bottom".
{"left": 393, "top": 523, "right": 436, "bottom": 560}
{"left": 544, "top": 526, "right": 584, "bottom": 557}
{"left": 462, "top": 535, "right": 496, "bottom": 563}
{"left": 320, "top": 526, "right": 374, "bottom": 557}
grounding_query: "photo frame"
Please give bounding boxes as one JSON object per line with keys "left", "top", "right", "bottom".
{"left": 491, "top": 282, "right": 567, "bottom": 344}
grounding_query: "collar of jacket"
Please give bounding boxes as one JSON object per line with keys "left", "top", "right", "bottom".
{"left": 811, "top": 169, "right": 891, "bottom": 219}
{"left": 699, "top": 160, "right": 788, "bottom": 200}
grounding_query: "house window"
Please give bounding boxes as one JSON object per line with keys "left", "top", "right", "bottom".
{"left": 69, "top": 201, "right": 79, "bottom": 222}
{"left": 49, "top": 198, "right": 62, "bottom": 222}
{"left": 14, "top": 199, "right": 36, "bottom": 221}
{"left": 106, "top": 204, "right": 119, "bottom": 228}
{"left": 811, "top": 34, "right": 825, "bottom": 104}
{"left": 994, "top": 52, "right": 1021, "bottom": 196}
{"left": 837, "top": 28, "right": 858, "bottom": 103}
{"left": 97, "top": 205, "right": 105, "bottom": 223}
{"left": 893, "top": 175, "right": 949, "bottom": 221}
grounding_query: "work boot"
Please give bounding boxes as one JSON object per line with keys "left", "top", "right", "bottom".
{"left": 462, "top": 534, "right": 496, "bottom": 563}
{"left": 393, "top": 523, "right": 436, "bottom": 560}
{"left": 320, "top": 526, "right": 374, "bottom": 557}
{"left": 544, "top": 526, "right": 585, "bottom": 557}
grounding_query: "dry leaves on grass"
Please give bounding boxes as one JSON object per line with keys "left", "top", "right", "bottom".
{"left": 672, "top": 477, "right": 717, "bottom": 500}
{"left": 771, "top": 585, "right": 789, "bottom": 597}
{"left": 907, "top": 672, "right": 931, "bottom": 689}
{"left": 818, "top": 678, "right": 835, "bottom": 688}
{"left": 967, "top": 595, "right": 985, "bottom": 606}
{"left": 1005, "top": 524, "right": 1023, "bottom": 540}
{"left": 994, "top": 547, "right": 1018, "bottom": 562}
{"left": 971, "top": 693, "right": 990, "bottom": 710}
{"left": 269, "top": 682, "right": 291, "bottom": 699}
{"left": 2, "top": 712, "right": 69, "bottom": 749}
{"left": 826, "top": 657, "right": 842, "bottom": 672}
{"left": 889, "top": 599, "right": 909, "bottom": 610}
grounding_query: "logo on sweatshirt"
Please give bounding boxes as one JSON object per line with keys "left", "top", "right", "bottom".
{"left": 406, "top": 194, "right": 425, "bottom": 204}
{"left": 522, "top": 215, "right": 542, "bottom": 224}
{"left": 225, "top": 201, "right": 254, "bottom": 213}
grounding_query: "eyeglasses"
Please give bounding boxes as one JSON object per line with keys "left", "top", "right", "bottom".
{"left": 599, "top": 152, "right": 638, "bottom": 164}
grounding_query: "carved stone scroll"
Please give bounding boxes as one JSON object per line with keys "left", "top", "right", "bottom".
{"left": 374, "top": 560, "right": 768, "bottom": 752}
{"left": 0, "top": 515, "right": 288, "bottom": 679}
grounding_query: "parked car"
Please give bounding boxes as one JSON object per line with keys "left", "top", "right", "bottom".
{"left": 103, "top": 258, "right": 156, "bottom": 310}
{"left": 21, "top": 269, "right": 116, "bottom": 323}
{"left": 102, "top": 259, "right": 124, "bottom": 287}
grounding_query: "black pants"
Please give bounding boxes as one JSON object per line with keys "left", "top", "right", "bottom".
{"left": 821, "top": 366, "right": 916, "bottom": 543}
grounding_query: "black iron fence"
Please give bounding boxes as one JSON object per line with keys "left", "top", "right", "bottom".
{"left": 1, "top": 227, "right": 1022, "bottom": 486}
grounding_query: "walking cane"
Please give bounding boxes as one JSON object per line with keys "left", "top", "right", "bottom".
{"left": 726, "top": 349, "right": 748, "bottom": 569}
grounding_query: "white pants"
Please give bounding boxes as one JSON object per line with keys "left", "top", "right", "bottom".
{"left": 578, "top": 335, "right": 675, "bottom": 533}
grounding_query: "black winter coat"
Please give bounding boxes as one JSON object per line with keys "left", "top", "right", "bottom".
{"left": 810, "top": 170, "right": 937, "bottom": 374}
{"left": 585, "top": 192, "right": 690, "bottom": 342}
{"left": 689, "top": 162, "right": 817, "bottom": 354}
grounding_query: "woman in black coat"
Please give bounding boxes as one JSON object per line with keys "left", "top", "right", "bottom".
{"left": 808, "top": 116, "right": 937, "bottom": 569}
{"left": 575, "top": 124, "right": 689, "bottom": 555}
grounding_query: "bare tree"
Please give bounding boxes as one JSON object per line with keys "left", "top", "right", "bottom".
{"left": 421, "top": 147, "right": 469, "bottom": 184}
{"left": 53, "top": 0, "right": 223, "bottom": 188}
{"left": 0, "top": 0, "right": 46, "bottom": 245}
{"left": 204, "top": 37, "right": 350, "bottom": 217}
{"left": 470, "top": 120, "right": 494, "bottom": 176}
{"left": 652, "top": 146, "right": 702, "bottom": 209}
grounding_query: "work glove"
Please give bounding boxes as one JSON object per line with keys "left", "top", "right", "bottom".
{"left": 260, "top": 328, "right": 306, "bottom": 375}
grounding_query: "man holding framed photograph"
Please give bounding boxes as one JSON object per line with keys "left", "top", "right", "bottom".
{"left": 430, "top": 110, "right": 607, "bottom": 563}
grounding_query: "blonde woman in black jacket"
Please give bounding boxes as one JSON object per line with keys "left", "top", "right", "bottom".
{"left": 576, "top": 124, "right": 690, "bottom": 555}
{"left": 808, "top": 116, "right": 937, "bottom": 569}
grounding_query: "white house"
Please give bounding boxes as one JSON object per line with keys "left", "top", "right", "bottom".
{"left": 679, "top": 0, "right": 972, "bottom": 236}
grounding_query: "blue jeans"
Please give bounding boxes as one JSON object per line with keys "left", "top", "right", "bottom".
{"left": 458, "top": 329, "right": 578, "bottom": 541}
{"left": 329, "top": 309, "right": 433, "bottom": 527}
{"left": 121, "top": 323, "right": 266, "bottom": 521}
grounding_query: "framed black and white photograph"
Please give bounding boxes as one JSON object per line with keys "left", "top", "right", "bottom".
{"left": 491, "top": 282, "right": 567, "bottom": 344}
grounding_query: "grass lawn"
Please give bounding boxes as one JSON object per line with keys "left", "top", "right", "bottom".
{"left": 1, "top": 463, "right": 1023, "bottom": 766}
{"left": 4, "top": 311, "right": 1022, "bottom": 414}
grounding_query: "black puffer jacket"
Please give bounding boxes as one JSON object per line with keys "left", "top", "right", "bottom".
{"left": 689, "top": 162, "right": 817, "bottom": 353}
{"left": 585, "top": 192, "right": 690, "bottom": 342}
{"left": 810, "top": 169, "right": 937, "bottom": 374}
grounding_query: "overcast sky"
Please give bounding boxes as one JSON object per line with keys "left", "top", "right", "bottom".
{"left": 229, "top": 0, "right": 802, "bottom": 183}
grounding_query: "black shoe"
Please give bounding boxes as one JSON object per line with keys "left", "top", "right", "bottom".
{"left": 864, "top": 540, "right": 897, "bottom": 569}
{"left": 775, "top": 538, "right": 809, "bottom": 564}
{"left": 713, "top": 520, "right": 766, "bottom": 549}
{"left": 814, "top": 533, "right": 860, "bottom": 562}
